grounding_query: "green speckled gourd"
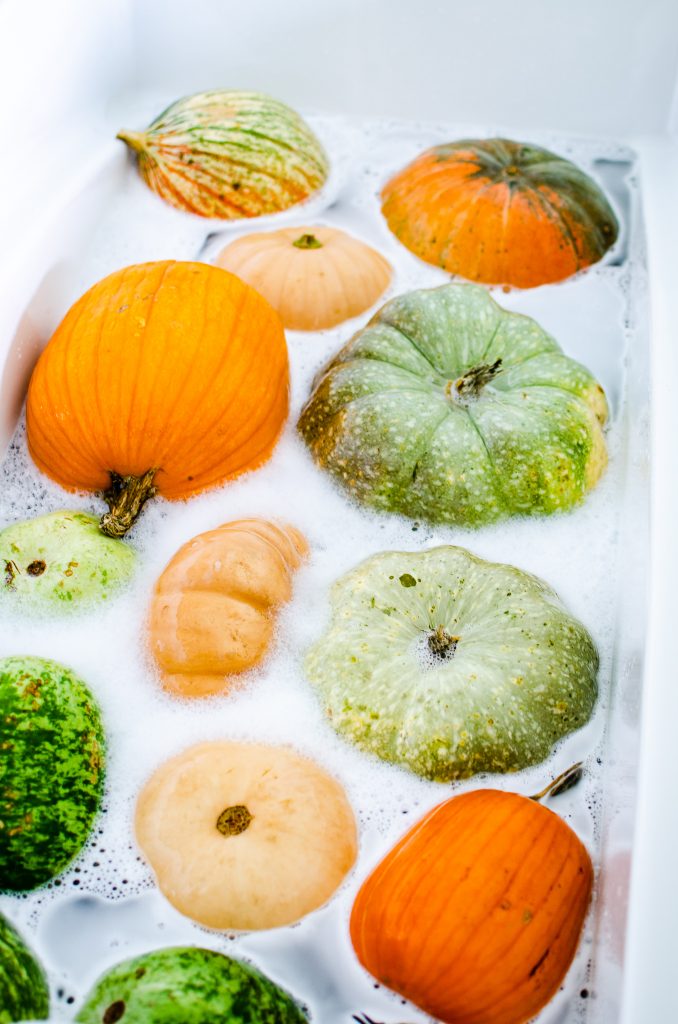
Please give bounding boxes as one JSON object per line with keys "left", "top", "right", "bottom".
{"left": 1, "top": 511, "right": 135, "bottom": 611}
{"left": 75, "top": 947, "right": 307, "bottom": 1024}
{"left": 0, "top": 913, "right": 49, "bottom": 1022}
{"left": 0, "top": 656, "right": 105, "bottom": 891}
{"left": 298, "top": 284, "right": 608, "bottom": 526}
{"left": 118, "top": 90, "right": 329, "bottom": 219}
{"left": 305, "top": 546, "right": 598, "bottom": 780}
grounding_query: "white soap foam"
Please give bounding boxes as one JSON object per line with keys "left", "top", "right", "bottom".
{"left": 0, "top": 115, "right": 646, "bottom": 1024}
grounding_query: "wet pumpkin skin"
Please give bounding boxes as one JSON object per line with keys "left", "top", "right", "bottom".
{"left": 298, "top": 283, "right": 608, "bottom": 527}
{"left": 26, "top": 261, "right": 289, "bottom": 537}
{"left": 350, "top": 789, "right": 593, "bottom": 1024}
{"left": 305, "top": 545, "right": 598, "bottom": 781}
{"left": 381, "top": 138, "right": 619, "bottom": 287}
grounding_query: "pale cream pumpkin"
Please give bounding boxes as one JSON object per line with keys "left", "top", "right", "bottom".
{"left": 215, "top": 225, "right": 392, "bottom": 330}
{"left": 135, "top": 741, "right": 358, "bottom": 930}
{"left": 147, "top": 519, "right": 307, "bottom": 698}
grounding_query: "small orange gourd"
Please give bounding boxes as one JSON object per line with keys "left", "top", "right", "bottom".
{"left": 26, "top": 262, "right": 289, "bottom": 536}
{"left": 215, "top": 226, "right": 392, "bottom": 330}
{"left": 351, "top": 788, "right": 593, "bottom": 1024}
{"left": 381, "top": 138, "right": 619, "bottom": 288}
{"left": 148, "top": 519, "right": 307, "bottom": 698}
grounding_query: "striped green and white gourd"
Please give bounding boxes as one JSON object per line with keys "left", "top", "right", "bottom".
{"left": 118, "top": 90, "right": 329, "bottom": 219}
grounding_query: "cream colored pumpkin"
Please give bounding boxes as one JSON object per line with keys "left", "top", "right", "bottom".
{"left": 135, "top": 741, "right": 358, "bottom": 930}
{"left": 215, "top": 225, "right": 392, "bottom": 330}
{"left": 148, "top": 519, "right": 307, "bottom": 698}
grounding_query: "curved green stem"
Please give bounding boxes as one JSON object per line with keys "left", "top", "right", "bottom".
{"left": 453, "top": 358, "right": 503, "bottom": 400}
{"left": 116, "top": 129, "right": 148, "bottom": 155}
{"left": 529, "top": 762, "right": 583, "bottom": 802}
{"left": 292, "top": 233, "right": 323, "bottom": 250}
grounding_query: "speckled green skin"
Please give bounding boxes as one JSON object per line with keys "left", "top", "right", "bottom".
{"left": 305, "top": 546, "right": 598, "bottom": 780}
{"left": 0, "top": 913, "right": 49, "bottom": 1022}
{"left": 0, "top": 656, "right": 105, "bottom": 891}
{"left": 298, "top": 284, "right": 608, "bottom": 526}
{"left": 75, "top": 947, "right": 308, "bottom": 1024}
{"left": 0, "top": 511, "right": 135, "bottom": 611}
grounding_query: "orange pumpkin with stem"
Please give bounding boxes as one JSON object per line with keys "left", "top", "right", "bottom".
{"left": 381, "top": 138, "right": 619, "bottom": 288}
{"left": 26, "top": 261, "right": 288, "bottom": 536}
{"left": 350, "top": 784, "right": 593, "bottom": 1024}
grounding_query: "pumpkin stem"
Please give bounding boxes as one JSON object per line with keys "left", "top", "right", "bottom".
{"left": 216, "top": 805, "right": 253, "bottom": 837}
{"left": 100, "top": 469, "right": 158, "bottom": 538}
{"left": 292, "top": 233, "right": 323, "bottom": 250}
{"left": 116, "top": 129, "right": 148, "bottom": 155}
{"left": 529, "top": 762, "right": 583, "bottom": 802}
{"left": 451, "top": 358, "right": 503, "bottom": 400}
{"left": 428, "top": 625, "right": 459, "bottom": 659}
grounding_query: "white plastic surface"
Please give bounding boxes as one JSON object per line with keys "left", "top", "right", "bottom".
{"left": 0, "top": 3, "right": 677, "bottom": 1023}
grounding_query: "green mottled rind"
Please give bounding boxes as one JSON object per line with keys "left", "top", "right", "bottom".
{"left": 298, "top": 284, "right": 608, "bottom": 526}
{"left": 1, "top": 511, "right": 135, "bottom": 611}
{"left": 0, "top": 913, "right": 49, "bottom": 1022}
{"left": 0, "top": 656, "right": 105, "bottom": 891}
{"left": 305, "top": 546, "right": 598, "bottom": 780}
{"left": 75, "top": 947, "right": 308, "bottom": 1024}
{"left": 122, "top": 90, "right": 329, "bottom": 219}
{"left": 383, "top": 138, "right": 619, "bottom": 273}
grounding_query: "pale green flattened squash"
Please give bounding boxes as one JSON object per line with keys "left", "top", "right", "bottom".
{"left": 305, "top": 546, "right": 598, "bottom": 780}
{"left": 298, "top": 284, "right": 608, "bottom": 526}
{"left": 75, "top": 947, "right": 308, "bottom": 1024}
{"left": 0, "top": 511, "right": 135, "bottom": 611}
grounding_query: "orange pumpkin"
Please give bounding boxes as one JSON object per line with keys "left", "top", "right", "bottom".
{"left": 26, "top": 261, "right": 289, "bottom": 536}
{"left": 148, "top": 518, "right": 308, "bottom": 698}
{"left": 381, "top": 138, "right": 619, "bottom": 288}
{"left": 215, "top": 226, "right": 392, "bottom": 330}
{"left": 350, "top": 789, "right": 593, "bottom": 1024}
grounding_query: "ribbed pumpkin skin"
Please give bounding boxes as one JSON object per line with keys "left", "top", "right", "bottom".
{"left": 305, "top": 545, "right": 598, "bottom": 781}
{"left": 299, "top": 284, "right": 607, "bottom": 527}
{"left": 382, "top": 138, "right": 619, "bottom": 287}
{"left": 148, "top": 519, "right": 308, "bottom": 698}
{"left": 26, "top": 261, "right": 289, "bottom": 501}
{"left": 350, "top": 789, "right": 593, "bottom": 1024}
{"left": 119, "top": 91, "right": 329, "bottom": 219}
{"left": 216, "top": 226, "right": 392, "bottom": 330}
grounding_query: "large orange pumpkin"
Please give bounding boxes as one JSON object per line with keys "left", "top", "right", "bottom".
{"left": 26, "top": 261, "right": 289, "bottom": 536}
{"left": 350, "top": 789, "right": 593, "bottom": 1024}
{"left": 381, "top": 138, "right": 619, "bottom": 288}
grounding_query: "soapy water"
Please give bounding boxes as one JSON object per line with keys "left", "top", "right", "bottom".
{"left": 0, "top": 113, "right": 646, "bottom": 1023}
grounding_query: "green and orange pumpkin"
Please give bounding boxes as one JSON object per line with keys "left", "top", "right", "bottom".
{"left": 381, "top": 138, "right": 619, "bottom": 287}
{"left": 118, "top": 90, "right": 329, "bottom": 219}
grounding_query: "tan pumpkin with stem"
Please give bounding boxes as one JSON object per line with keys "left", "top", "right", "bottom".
{"left": 135, "top": 741, "right": 358, "bottom": 930}
{"left": 215, "top": 225, "right": 392, "bottom": 330}
{"left": 148, "top": 519, "right": 307, "bottom": 698}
